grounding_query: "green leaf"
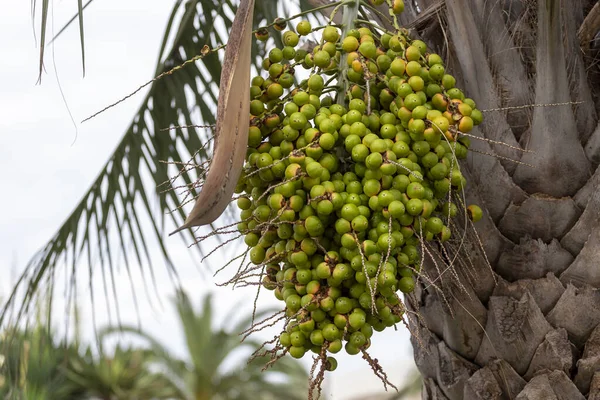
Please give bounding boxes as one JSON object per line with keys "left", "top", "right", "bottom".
{"left": 37, "top": 0, "right": 49, "bottom": 83}
{"left": 78, "top": 0, "right": 85, "bottom": 76}
{"left": 48, "top": 0, "right": 95, "bottom": 47}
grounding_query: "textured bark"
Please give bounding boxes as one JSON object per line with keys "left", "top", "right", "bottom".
{"left": 467, "top": 0, "right": 533, "bottom": 139}
{"left": 561, "top": 184, "right": 600, "bottom": 255}
{"left": 474, "top": 293, "right": 552, "bottom": 375}
{"left": 445, "top": 0, "right": 522, "bottom": 174}
{"left": 574, "top": 163, "right": 600, "bottom": 209}
{"left": 492, "top": 274, "right": 565, "bottom": 315}
{"left": 546, "top": 285, "right": 600, "bottom": 348}
{"left": 589, "top": 373, "right": 600, "bottom": 400}
{"left": 575, "top": 325, "right": 600, "bottom": 394}
{"left": 516, "top": 371, "right": 585, "bottom": 400}
{"left": 564, "top": 1, "right": 599, "bottom": 143}
{"left": 523, "top": 328, "right": 573, "bottom": 380}
{"left": 402, "top": 0, "right": 600, "bottom": 399}
{"left": 486, "top": 359, "right": 527, "bottom": 399}
{"left": 463, "top": 359, "right": 529, "bottom": 400}
{"left": 419, "top": 286, "right": 487, "bottom": 360}
{"left": 512, "top": 0, "right": 592, "bottom": 196}
{"left": 423, "top": 378, "right": 450, "bottom": 400}
{"left": 497, "top": 196, "right": 581, "bottom": 243}
{"left": 496, "top": 239, "right": 573, "bottom": 282}
{"left": 437, "top": 342, "right": 479, "bottom": 399}
{"left": 561, "top": 226, "right": 600, "bottom": 287}
{"left": 463, "top": 367, "right": 503, "bottom": 400}
{"left": 584, "top": 122, "right": 600, "bottom": 163}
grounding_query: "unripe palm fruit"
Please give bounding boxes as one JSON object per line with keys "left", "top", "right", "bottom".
{"left": 273, "top": 17, "right": 286, "bottom": 31}
{"left": 314, "top": 50, "right": 331, "bottom": 68}
{"left": 358, "top": 27, "right": 372, "bottom": 37}
{"left": 250, "top": 99, "right": 265, "bottom": 116}
{"left": 283, "top": 31, "right": 299, "bottom": 47}
{"left": 471, "top": 109, "right": 483, "bottom": 125}
{"left": 296, "top": 20, "right": 311, "bottom": 36}
{"left": 322, "top": 41, "right": 337, "bottom": 57}
{"left": 393, "top": 0, "right": 405, "bottom": 14}
{"left": 442, "top": 74, "right": 456, "bottom": 89}
{"left": 458, "top": 116, "right": 474, "bottom": 133}
{"left": 239, "top": 21, "right": 484, "bottom": 364}
{"left": 322, "top": 26, "right": 340, "bottom": 43}
{"left": 255, "top": 27, "right": 269, "bottom": 41}
{"left": 411, "top": 40, "right": 427, "bottom": 54}
{"left": 268, "top": 48, "right": 283, "bottom": 63}
{"left": 467, "top": 205, "right": 483, "bottom": 222}
{"left": 325, "top": 357, "right": 338, "bottom": 371}
{"left": 380, "top": 33, "right": 392, "bottom": 49}
{"left": 342, "top": 36, "right": 360, "bottom": 53}
{"left": 404, "top": 46, "right": 421, "bottom": 62}
{"left": 359, "top": 42, "right": 377, "bottom": 59}
{"left": 282, "top": 46, "right": 296, "bottom": 60}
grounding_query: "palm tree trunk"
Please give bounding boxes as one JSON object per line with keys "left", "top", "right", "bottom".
{"left": 400, "top": 0, "right": 600, "bottom": 398}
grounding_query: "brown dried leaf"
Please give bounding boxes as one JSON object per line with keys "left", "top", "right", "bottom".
{"left": 171, "top": 0, "right": 255, "bottom": 235}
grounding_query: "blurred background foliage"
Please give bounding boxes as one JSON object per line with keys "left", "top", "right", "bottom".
{"left": 0, "top": 291, "right": 310, "bottom": 400}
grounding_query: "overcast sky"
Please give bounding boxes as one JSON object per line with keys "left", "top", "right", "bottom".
{"left": 0, "top": 1, "right": 417, "bottom": 398}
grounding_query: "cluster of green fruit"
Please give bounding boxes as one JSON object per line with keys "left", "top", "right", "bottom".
{"left": 235, "top": 17, "right": 483, "bottom": 367}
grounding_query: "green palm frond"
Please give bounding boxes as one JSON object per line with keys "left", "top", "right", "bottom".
{"left": 99, "top": 290, "right": 308, "bottom": 400}
{"left": 3, "top": 0, "right": 222, "bottom": 332}
{"left": 33, "top": 0, "right": 87, "bottom": 81}
{"left": 3, "top": 0, "right": 329, "bottom": 335}
{"left": 66, "top": 345, "right": 186, "bottom": 399}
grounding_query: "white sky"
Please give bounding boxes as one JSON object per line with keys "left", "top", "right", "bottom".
{"left": 0, "top": 1, "right": 417, "bottom": 398}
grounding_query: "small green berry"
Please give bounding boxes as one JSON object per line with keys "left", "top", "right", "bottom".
{"left": 297, "top": 20, "right": 311, "bottom": 36}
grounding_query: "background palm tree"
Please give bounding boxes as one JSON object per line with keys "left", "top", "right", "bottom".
{"left": 65, "top": 345, "right": 185, "bottom": 400}
{"left": 0, "top": 299, "right": 183, "bottom": 400}
{"left": 0, "top": 291, "right": 308, "bottom": 399}
{"left": 0, "top": 327, "right": 85, "bottom": 400}
{"left": 100, "top": 290, "right": 308, "bottom": 400}
{"left": 3, "top": 0, "right": 600, "bottom": 399}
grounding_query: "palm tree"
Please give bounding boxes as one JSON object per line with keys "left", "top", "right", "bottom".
{"left": 0, "top": 303, "right": 183, "bottom": 400}
{"left": 0, "top": 327, "right": 85, "bottom": 399}
{"left": 401, "top": 1, "right": 600, "bottom": 398}
{"left": 65, "top": 345, "right": 185, "bottom": 400}
{"left": 99, "top": 290, "right": 309, "bottom": 400}
{"left": 3, "top": 0, "right": 600, "bottom": 398}
{"left": 0, "top": 293, "right": 307, "bottom": 400}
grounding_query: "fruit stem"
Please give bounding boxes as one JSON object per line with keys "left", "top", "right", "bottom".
{"left": 336, "top": 0, "right": 361, "bottom": 106}
{"left": 385, "top": 0, "right": 401, "bottom": 31}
